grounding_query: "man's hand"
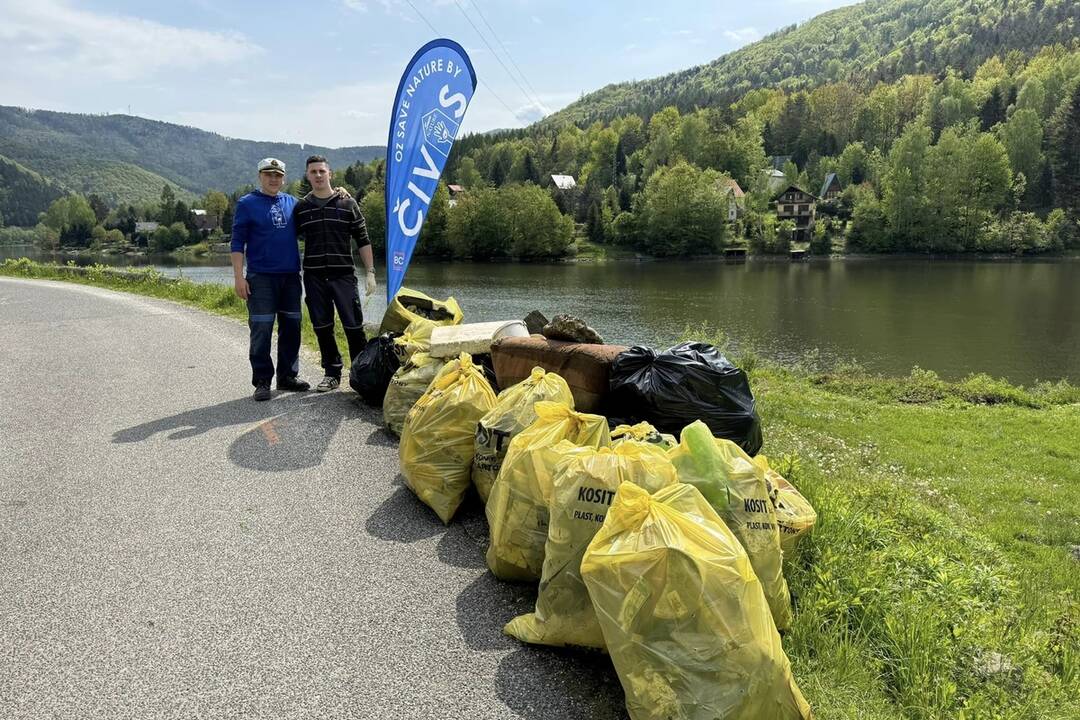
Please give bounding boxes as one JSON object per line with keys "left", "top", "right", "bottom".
{"left": 334, "top": 186, "right": 353, "bottom": 200}
{"left": 234, "top": 276, "right": 250, "bottom": 300}
{"left": 364, "top": 268, "right": 377, "bottom": 296}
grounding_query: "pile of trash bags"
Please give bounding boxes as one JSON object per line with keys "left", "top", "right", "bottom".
{"left": 606, "top": 342, "right": 763, "bottom": 455}
{"left": 366, "top": 289, "right": 819, "bottom": 720}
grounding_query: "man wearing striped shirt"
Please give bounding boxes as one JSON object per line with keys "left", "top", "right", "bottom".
{"left": 295, "top": 154, "right": 377, "bottom": 392}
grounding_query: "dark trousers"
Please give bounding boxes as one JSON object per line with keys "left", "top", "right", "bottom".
{"left": 303, "top": 272, "right": 367, "bottom": 378}
{"left": 246, "top": 272, "right": 302, "bottom": 386}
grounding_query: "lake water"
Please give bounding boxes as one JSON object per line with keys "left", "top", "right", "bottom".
{"left": 5, "top": 245, "right": 1078, "bottom": 384}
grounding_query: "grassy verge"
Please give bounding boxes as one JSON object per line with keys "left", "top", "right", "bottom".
{"left": 5, "top": 259, "right": 1078, "bottom": 719}
{"left": 676, "top": 324, "right": 1079, "bottom": 719}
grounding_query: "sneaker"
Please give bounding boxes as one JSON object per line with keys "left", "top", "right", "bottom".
{"left": 277, "top": 376, "right": 310, "bottom": 392}
{"left": 253, "top": 381, "right": 272, "bottom": 401}
{"left": 316, "top": 376, "right": 341, "bottom": 393}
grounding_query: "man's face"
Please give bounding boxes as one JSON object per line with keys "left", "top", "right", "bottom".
{"left": 259, "top": 170, "right": 285, "bottom": 195}
{"left": 306, "top": 162, "right": 332, "bottom": 192}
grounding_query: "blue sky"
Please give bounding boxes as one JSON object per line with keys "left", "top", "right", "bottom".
{"left": 0, "top": 0, "right": 859, "bottom": 147}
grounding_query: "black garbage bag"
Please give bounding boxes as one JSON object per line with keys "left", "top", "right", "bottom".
{"left": 605, "top": 342, "right": 763, "bottom": 455}
{"left": 350, "top": 333, "right": 401, "bottom": 406}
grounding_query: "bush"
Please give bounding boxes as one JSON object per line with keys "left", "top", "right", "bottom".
{"left": 150, "top": 222, "right": 189, "bottom": 253}
{"left": 898, "top": 366, "right": 948, "bottom": 404}
{"left": 956, "top": 372, "right": 1042, "bottom": 408}
{"left": 810, "top": 219, "right": 832, "bottom": 255}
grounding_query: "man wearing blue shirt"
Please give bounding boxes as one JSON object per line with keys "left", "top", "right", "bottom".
{"left": 231, "top": 157, "right": 311, "bottom": 401}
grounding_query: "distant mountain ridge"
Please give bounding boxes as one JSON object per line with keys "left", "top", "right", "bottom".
{"left": 0, "top": 105, "right": 383, "bottom": 211}
{"left": 540, "top": 0, "right": 1080, "bottom": 127}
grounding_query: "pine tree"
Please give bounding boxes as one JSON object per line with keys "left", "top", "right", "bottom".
{"left": 522, "top": 151, "right": 539, "bottom": 185}
{"left": 980, "top": 87, "right": 1006, "bottom": 130}
{"left": 1049, "top": 81, "right": 1080, "bottom": 221}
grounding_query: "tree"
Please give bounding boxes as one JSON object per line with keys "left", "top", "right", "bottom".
{"left": 997, "top": 109, "right": 1043, "bottom": 202}
{"left": 1016, "top": 77, "right": 1046, "bottom": 116}
{"left": 838, "top": 142, "right": 871, "bottom": 185}
{"left": 203, "top": 191, "right": 228, "bottom": 224}
{"left": 149, "top": 222, "right": 189, "bottom": 253}
{"left": 882, "top": 123, "right": 932, "bottom": 249}
{"left": 158, "top": 185, "right": 177, "bottom": 224}
{"left": 1049, "top": 81, "right": 1080, "bottom": 221}
{"left": 588, "top": 127, "right": 619, "bottom": 189}
{"left": 86, "top": 194, "right": 109, "bottom": 224}
{"left": 979, "top": 86, "right": 1007, "bottom": 131}
{"left": 360, "top": 183, "right": 386, "bottom": 255}
{"left": 448, "top": 187, "right": 509, "bottom": 259}
{"left": 635, "top": 162, "right": 728, "bottom": 256}
{"left": 456, "top": 156, "right": 483, "bottom": 189}
{"left": 586, "top": 201, "right": 605, "bottom": 243}
{"left": 417, "top": 183, "right": 451, "bottom": 257}
{"left": 41, "top": 195, "right": 96, "bottom": 248}
{"left": 522, "top": 151, "right": 540, "bottom": 185}
{"left": 847, "top": 188, "right": 889, "bottom": 252}
{"left": 447, "top": 184, "right": 571, "bottom": 260}
{"left": 505, "top": 184, "right": 574, "bottom": 258}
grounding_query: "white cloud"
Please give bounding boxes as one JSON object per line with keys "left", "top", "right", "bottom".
{"left": 723, "top": 27, "right": 761, "bottom": 44}
{"left": 0, "top": 0, "right": 258, "bottom": 83}
{"left": 513, "top": 100, "right": 550, "bottom": 125}
{"left": 531, "top": 15, "right": 542, "bottom": 25}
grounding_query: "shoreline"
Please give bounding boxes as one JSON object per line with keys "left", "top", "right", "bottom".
{"left": 4, "top": 243, "right": 1080, "bottom": 266}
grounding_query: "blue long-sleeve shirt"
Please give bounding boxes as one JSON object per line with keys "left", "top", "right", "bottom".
{"left": 230, "top": 191, "right": 301, "bottom": 273}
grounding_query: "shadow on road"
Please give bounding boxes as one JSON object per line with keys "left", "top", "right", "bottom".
{"left": 113, "top": 391, "right": 362, "bottom": 473}
{"left": 436, "top": 491, "right": 488, "bottom": 569}
{"left": 364, "top": 482, "right": 446, "bottom": 543}
{"left": 455, "top": 571, "right": 537, "bottom": 651}
{"left": 495, "top": 646, "right": 627, "bottom": 720}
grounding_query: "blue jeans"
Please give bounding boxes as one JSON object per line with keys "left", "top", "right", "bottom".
{"left": 246, "top": 272, "right": 302, "bottom": 386}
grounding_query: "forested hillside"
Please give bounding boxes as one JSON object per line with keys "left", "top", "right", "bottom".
{"left": 408, "top": 0, "right": 1080, "bottom": 260}
{"left": 0, "top": 155, "right": 66, "bottom": 227}
{"left": 544, "top": 0, "right": 1080, "bottom": 127}
{"left": 0, "top": 106, "right": 382, "bottom": 210}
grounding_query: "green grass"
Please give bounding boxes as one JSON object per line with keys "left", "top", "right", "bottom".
{"left": 5, "top": 259, "right": 1079, "bottom": 719}
{"left": 676, "top": 323, "right": 1079, "bottom": 719}
{"left": 572, "top": 237, "right": 641, "bottom": 261}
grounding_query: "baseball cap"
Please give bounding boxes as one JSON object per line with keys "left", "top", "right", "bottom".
{"left": 257, "top": 157, "right": 286, "bottom": 174}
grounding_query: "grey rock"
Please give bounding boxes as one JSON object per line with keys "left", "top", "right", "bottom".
{"left": 1070, "top": 544, "right": 1080, "bottom": 563}
{"left": 523, "top": 310, "right": 548, "bottom": 335}
{"left": 973, "top": 650, "right": 1015, "bottom": 679}
{"left": 542, "top": 314, "right": 604, "bottom": 344}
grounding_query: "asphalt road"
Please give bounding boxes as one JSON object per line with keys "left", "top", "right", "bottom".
{"left": 0, "top": 278, "right": 624, "bottom": 720}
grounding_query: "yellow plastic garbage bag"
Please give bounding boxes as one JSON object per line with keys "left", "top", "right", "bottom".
{"left": 755, "top": 456, "right": 818, "bottom": 555}
{"left": 473, "top": 368, "right": 575, "bottom": 504}
{"left": 380, "top": 287, "right": 464, "bottom": 335}
{"left": 383, "top": 351, "right": 446, "bottom": 437}
{"left": 505, "top": 442, "right": 677, "bottom": 649}
{"left": 581, "top": 482, "right": 813, "bottom": 720}
{"left": 611, "top": 422, "right": 678, "bottom": 450}
{"left": 400, "top": 352, "right": 496, "bottom": 523}
{"left": 485, "top": 401, "right": 611, "bottom": 581}
{"left": 392, "top": 318, "right": 436, "bottom": 364}
{"left": 668, "top": 421, "right": 793, "bottom": 631}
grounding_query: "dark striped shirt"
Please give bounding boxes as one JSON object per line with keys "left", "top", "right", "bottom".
{"left": 294, "top": 192, "right": 370, "bottom": 276}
